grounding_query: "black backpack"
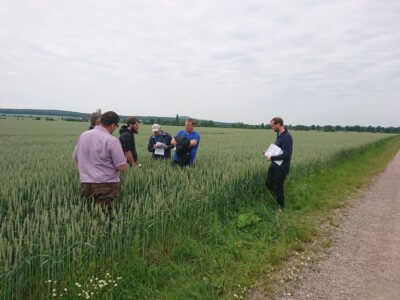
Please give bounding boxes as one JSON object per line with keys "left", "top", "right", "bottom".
{"left": 174, "top": 135, "right": 191, "bottom": 166}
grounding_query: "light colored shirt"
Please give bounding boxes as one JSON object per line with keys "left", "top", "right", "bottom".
{"left": 72, "top": 126, "right": 126, "bottom": 183}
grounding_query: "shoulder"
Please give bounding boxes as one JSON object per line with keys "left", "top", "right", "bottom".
{"left": 103, "top": 135, "right": 122, "bottom": 150}
{"left": 108, "top": 135, "right": 121, "bottom": 144}
{"left": 119, "top": 131, "right": 130, "bottom": 139}
{"left": 163, "top": 132, "right": 172, "bottom": 140}
{"left": 283, "top": 131, "right": 293, "bottom": 143}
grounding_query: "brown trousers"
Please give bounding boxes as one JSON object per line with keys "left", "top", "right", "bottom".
{"left": 80, "top": 182, "right": 120, "bottom": 213}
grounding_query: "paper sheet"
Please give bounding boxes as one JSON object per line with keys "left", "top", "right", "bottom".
{"left": 264, "top": 144, "right": 283, "bottom": 166}
{"left": 154, "top": 142, "right": 165, "bottom": 156}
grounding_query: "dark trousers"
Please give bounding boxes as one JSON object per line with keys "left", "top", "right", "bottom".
{"left": 80, "top": 182, "right": 120, "bottom": 214}
{"left": 266, "top": 166, "right": 288, "bottom": 208}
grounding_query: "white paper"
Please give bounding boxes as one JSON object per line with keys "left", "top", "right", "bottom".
{"left": 264, "top": 144, "right": 283, "bottom": 166}
{"left": 154, "top": 142, "right": 165, "bottom": 156}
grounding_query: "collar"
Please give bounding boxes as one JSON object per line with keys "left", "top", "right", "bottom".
{"left": 277, "top": 128, "right": 287, "bottom": 137}
{"left": 96, "top": 125, "right": 111, "bottom": 135}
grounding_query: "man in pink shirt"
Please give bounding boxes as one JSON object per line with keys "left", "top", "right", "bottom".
{"left": 73, "top": 111, "right": 127, "bottom": 213}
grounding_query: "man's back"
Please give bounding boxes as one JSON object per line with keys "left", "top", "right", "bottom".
{"left": 73, "top": 126, "right": 126, "bottom": 183}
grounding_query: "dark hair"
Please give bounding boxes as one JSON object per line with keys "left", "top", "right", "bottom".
{"left": 270, "top": 117, "right": 284, "bottom": 126}
{"left": 127, "top": 116, "right": 140, "bottom": 126}
{"left": 186, "top": 118, "right": 196, "bottom": 126}
{"left": 100, "top": 111, "right": 120, "bottom": 126}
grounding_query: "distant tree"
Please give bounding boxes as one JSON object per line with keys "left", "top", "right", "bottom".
{"left": 322, "top": 125, "right": 335, "bottom": 132}
{"left": 334, "top": 125, "right": 343, "bottom": 131}
{"left": 175, "top": 114, "right": 179, "bottom": 126}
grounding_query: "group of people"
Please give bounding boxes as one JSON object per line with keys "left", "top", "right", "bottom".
{"left": 72, "top": 111, "right": 201, "bottom": 212}
{"left": 73, "top": 112, "right": 292, "bottom": 213}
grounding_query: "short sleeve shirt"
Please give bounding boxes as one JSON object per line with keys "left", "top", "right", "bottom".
{"left": 72, "top": 126, "right": 126, "bottom": 183}
{"left": 173, "top": 130, "right": 201, "bottom": 164}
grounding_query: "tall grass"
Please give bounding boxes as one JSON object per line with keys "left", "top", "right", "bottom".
{"left": 0, "top": 118, "right": 395, "bottom": 299}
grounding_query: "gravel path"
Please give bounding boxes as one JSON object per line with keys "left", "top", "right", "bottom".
{"left": 272, "top": 150, "right": 400, "bottom": 300}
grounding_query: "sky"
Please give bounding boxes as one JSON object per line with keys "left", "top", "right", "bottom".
{"left": 0, "top": 0, "right": 399, "bottom": 127}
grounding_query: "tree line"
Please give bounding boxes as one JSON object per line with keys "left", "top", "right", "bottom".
{"left": 1, "top": 108, "right": 399, "bottom": 134}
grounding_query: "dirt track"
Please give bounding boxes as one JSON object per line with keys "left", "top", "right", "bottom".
{"left": 270, "top": 151, "right": 400, "bottom": 299}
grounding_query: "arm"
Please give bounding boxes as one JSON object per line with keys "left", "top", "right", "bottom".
{"left": 113, "top": 139, "right": 132, "bottom": 170}
{"left": 124, "top": 151, "right": 136, "bottom": 166}
{"left": 120, "top": 134, "right": 136, "bottom": 165}
{"left": 118, "top": 164, "right": 127, "bottom": 172}
{"left": 148, "top": 137, "right": 155, "bottom": 153}
{"left": 72, "top": 141, "right": 79, "bottom": 168}
{"left": 131, "top": 137, "right": 138, "bottom": 162}
{"left": 189, "top": 139, "right": 198, "bottom": 148}
{"left": 189, "top": 132, "right": 200, "bottom": 148}
{"left": 171, "top": 130, "right": 183, "bottom": 146}
{"left": 164, "top": 134, "right": 174, "bottom": 149}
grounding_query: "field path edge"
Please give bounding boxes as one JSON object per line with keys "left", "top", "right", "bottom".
{"left": 269, "top": 149, "right": 400, "bottom": 299}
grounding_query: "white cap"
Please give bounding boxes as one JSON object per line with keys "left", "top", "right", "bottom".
{"left": 152, "top": 124, "right": 161, "bottom": 132}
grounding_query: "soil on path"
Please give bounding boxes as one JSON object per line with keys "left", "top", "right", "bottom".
{"left": 257, "top": 151, "right": 400, "bottom": 300}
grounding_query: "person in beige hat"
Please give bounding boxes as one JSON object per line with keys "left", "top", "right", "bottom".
{"left": 147, "top": 124, "right": 173, "bottom": 159}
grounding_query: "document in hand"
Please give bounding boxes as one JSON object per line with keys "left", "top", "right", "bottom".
{"left": 154, "top": 142, "right": 165, "bottom": 156}
{"left": 264, "top": 144, "right": 283, "bottom": 166}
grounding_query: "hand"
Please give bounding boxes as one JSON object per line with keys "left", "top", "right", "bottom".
{"left": 189, "top": 139, "right": 197, "bottom": 147}
{"left": 162, "top": 143, "right": 168, "bottom": 149}
{"left": 266, "top": 156, "right": 272, "bottom": 161}
{"left": 171, "top": 138, "right": 177, "bottom": 146}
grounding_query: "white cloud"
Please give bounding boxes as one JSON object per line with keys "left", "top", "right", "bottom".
{"left": 0, "top": 0, "right": 399, "bottom": 126}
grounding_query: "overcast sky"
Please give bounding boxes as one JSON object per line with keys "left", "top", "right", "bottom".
{"left": 1, "top": 0, "right": 399, "bottom": 126}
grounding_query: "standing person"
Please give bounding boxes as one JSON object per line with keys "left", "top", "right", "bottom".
{"left": 171, "top": 118, "right": 200, "bottom": 167}
{"left": 147, "top": 124, "right": 173, "bottom": 159}
{"left": 88, "top": 111, "right": 101, "bottom": 130}
{"left": 73, "top": 111, "right": 127, "bottom": 213}
{"left": 119, "top": 117, "right": 140, "bottom": 166}
{"left": 265, "top": 117, "right": 293, "bottom": 209}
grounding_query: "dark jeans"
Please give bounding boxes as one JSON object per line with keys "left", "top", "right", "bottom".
{"left": 266, "top": 165, "right": 288, "bottom": 208}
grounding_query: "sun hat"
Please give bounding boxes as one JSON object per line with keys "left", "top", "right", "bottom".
{"left": 152, "top": 124, "right": 161, "bottom": 132}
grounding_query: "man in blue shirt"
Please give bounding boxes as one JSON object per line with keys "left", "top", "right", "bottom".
{"left": 265, "top": 117, "right": 293, "bottom": 209}
{"left": 171, "top": 118, "right": 200, "bottom": 167}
